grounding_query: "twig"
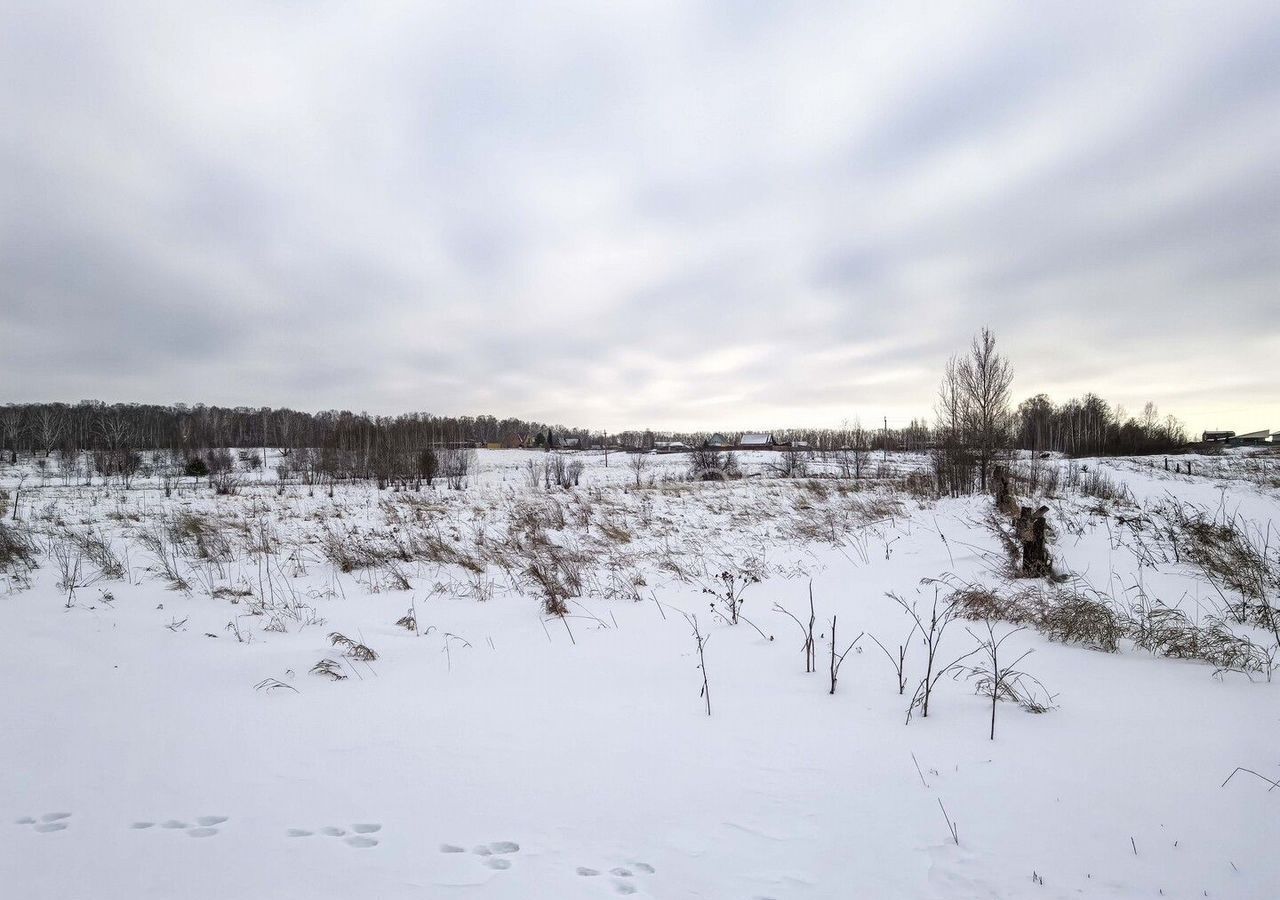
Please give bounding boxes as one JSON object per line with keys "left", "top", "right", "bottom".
{"left": 938, "top": 798, "right": 958, "bottom": 845}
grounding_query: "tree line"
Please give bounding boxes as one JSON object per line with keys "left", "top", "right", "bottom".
{"left": 0, "top": 354, "right": 1186, "bottom": 476}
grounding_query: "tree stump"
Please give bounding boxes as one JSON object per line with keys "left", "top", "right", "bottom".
{"left": 1014, "top": 505, "right": 1051, "bottom": 577}
{"left": 992, "top": 464, "right": 1018, "bottom": 517}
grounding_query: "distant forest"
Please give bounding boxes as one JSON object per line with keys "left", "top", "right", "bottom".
{"left": 0, "top": 394, "right": 1186, "bottom": 463}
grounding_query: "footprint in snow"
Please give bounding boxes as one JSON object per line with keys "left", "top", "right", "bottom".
{"left": 345, "top": 835, "right": 378, "bottom": 849}
{"left": 580, "top": 862, "right": 653, "bottom": 878}
{"left": 161, "top": 820, "right": 190, "bottom": 829}
{"left": 187, "top": 827, "right": 218, "bottom": 838}
{"left": 131, "top": 822, "right": 155, "bottom": 829}
{"left": 447, "top": 840, "right": 518, "bottom": 869}
{"left": 351, "top": 823, "right": 381, "bottom": 834}
{"left": 22, "top": 813, "right": 72, "bottom": 833}
{"left": 614, "top": 882, "right": 638, "bottom": 896}
{"left": 287, "top": 829, "right": 314, "bottom": 837}
{"left": 319, "top": 826, "right": 346, "bottom": 837}
{"left": 195, "top": 816, "right": 228, "bottom": 827}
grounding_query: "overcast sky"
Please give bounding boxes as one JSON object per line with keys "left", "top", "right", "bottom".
{"left": 1, "top": 1, "right": 1276, "bottom": 433}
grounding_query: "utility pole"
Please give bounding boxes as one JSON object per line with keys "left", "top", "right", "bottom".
{"left": 883, "top": 417, "right": 889, "bottom": 463}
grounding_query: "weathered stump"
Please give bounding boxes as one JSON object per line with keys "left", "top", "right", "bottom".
{"left": 1014, "top": 504, "right": 1051, "bottom": 577}
{"left": 992, "top": 464, "right": 1018, "bottom": 517}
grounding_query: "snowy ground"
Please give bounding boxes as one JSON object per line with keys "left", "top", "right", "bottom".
{"left": 1, "top": 449, "right": 1277, "bottom": 899}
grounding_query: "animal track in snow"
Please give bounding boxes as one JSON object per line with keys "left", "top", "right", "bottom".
{"left": 579, "top": 861, "right": 653, "bottom": 880}
{"left": 129, "top": 816, "right": 227, "bottom": 837}
{"left": 297, "top": 824, "right": 384, "bottom": 846}
{"left": 614, "top": 882, "right": 638, "bottom": 895}
{"left": 18, "top": 813, "right": 72, "bottom": 833}
{"left": 442, "top": 840, "right": 519, "bottom": 870}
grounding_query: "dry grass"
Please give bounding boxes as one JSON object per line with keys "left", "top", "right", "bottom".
{"left": 946, "top": 575, "right": 1271, "bottom": 676}
{"left": 329, "top": 632, "right": 378, "bottom": 661}
{"left": 1157, "top": 501, "right": 1279, "bottom": 624}
{"left": 0, "top": 520, "right": 36, "bottom": 573}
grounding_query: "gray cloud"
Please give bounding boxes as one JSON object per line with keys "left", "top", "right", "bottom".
{"left": 1, "top": 1, "right": 1277, "bottom": 433}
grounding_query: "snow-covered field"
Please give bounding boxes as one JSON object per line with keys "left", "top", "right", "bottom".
{"left": 1, "top": 448, "right": 1277, "bottom": 899}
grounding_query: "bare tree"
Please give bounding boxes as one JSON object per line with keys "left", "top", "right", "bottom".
{"left": 0, "top": 407, "right": 24, "bottom": 463}
{"left": 546, "top": 451, "right": 569, "bottom": 489}
{"left": 628, "top": 452, "right": 649, "bottom": 488}
{"left": 95, "top": 410, "right": 131, "bottom": 452}
{"left": 771, "top": 446, "right": 809, "bottom": 479}
{"left": 440, "top": 447, "right": 475, "bottom": 490}
{"left": 936, "top": 354, "right": 965, "bottom": 445}
{"left": 956, "top": 327, "right": 1013, "bottom": 491}
{"left": 35, "top": 407, "right": 66, "bottom": 457}
{"left": 688, "top": 447, "right": 738, "bottom": 481}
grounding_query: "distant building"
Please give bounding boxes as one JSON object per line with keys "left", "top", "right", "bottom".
{"left": 1227, "top": 430, "right": 1270, "bottom": 446}
{"left": 1202, "top": 431, "right": 1235, "bottom": 442}
{"left": 738, "top": 433, "right": 775, "bottom": 449}
{"left": 705, "top": 433, "right": 730, "bottom": 448}
{"left": 502, "top": 433, "right": 529, "bottom": 449}
{"left": 653, "top": 441, "right": 690, "bottom": 452}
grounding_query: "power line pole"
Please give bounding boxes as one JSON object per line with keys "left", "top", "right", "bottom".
{"left": 883, "top": 416, "right": 888, "bottom": 463}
